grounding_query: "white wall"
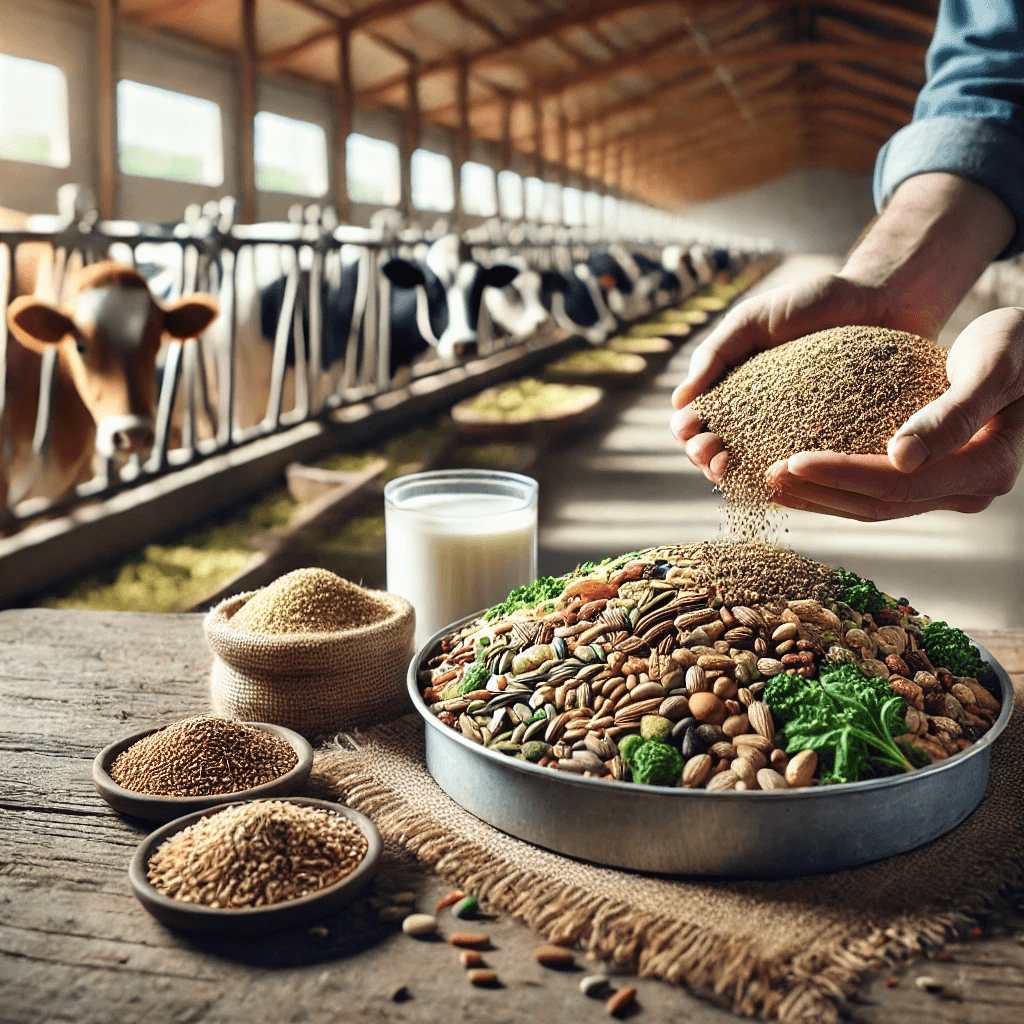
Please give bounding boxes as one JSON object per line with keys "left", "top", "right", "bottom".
{"left": 680, "top": 168, "right": 877, "bottom": 255}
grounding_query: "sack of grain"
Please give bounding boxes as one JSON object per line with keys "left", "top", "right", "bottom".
{"left": 204, "top": 569, "right": 415, "bottom": 738}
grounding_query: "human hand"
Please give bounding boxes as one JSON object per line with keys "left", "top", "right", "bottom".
{"left": 669, "top": 271, "right": 900, "bottom": 482}
{"left": 763, "top": 307, "right": 1024, "bottom": 520}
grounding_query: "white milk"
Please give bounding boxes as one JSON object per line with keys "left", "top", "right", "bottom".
{"left": 386, "top": 492, "right": 537, "bottom": 648}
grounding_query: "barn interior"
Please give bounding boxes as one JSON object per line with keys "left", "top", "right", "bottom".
{"left": 6, "top": 2, "right": 1024, "bottom": 1021}
{"left": 2, "top": 0, "right": 1020, "bottom": 630}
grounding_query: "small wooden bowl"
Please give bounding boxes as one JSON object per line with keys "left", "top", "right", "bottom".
{"left": 129, "top": 798, "right": 382, "bottom": 933}
{"left": 93, "top": 722, "right": 313, "bottom": 822}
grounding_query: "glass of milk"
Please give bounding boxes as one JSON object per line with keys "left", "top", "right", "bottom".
{"left": 384, "top": 470, "right": 538, "bottom": 649}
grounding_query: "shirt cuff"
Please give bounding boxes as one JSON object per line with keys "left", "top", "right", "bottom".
{"left": 873, "top": 116, "right": 1024, "bottom": 259}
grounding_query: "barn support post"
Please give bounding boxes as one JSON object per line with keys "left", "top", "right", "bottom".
{"left": 239, "top": 0, "right": 258, "bottom": 224}
{"left": 334, "top": 22, "right": 353, "bottom": 224}
{"left": 401, "top": 62, "right": 421, "bottom": 223}
{"left": 498, "top": 93, "right": 513, "bottom": 219}
{"left": 556, "top": 101, "right": 568, "bottom": 225}
{"left": 531, "top": 93, "right": 543, "bottom": 207}
{"left": 454, "top": 52, "right": 470, "bottom": 234}
{"left": 95, "top": 0, "right": 118, "bottom": 220}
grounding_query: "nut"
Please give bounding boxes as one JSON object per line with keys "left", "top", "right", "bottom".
{"left": 732, "top": 733, "right": 774, "bottom": 756}
{"left": 685, "top": 665, "right": 709, "bottom": 693}
{"left": 706, "top": 770, "right": 739, "bottom": 791}
{"left": 734, "top": 746, "right": 768, "bottom": 771}
{"left": 888, "top": 676, "right": 924, "bottom": 711}
{"left": 722, "top": 713, "right": 750, "bottom": 738}
{"left": 756, "top": 768, "right": 788, "bottom": 790}
{"left": 785, "top": 749, "right": 817, "bottom": 788}
{"left": 746, "top": 701, "right": 775, "bottom": 743}
{"left": 681, "top": 754, "right": 712, "bottom": 787}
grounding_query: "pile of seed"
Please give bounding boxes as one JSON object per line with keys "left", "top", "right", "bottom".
{"left": 147, "top": 800, "right": 369, "bottom": 908}
{"left": 109, "top": 715, "right": 298, "bottom": 796}
{"left": 230, "top": 568, "right": 391, "bottom": 634}
{"left": 680, "top": 539, "right": 836, "bottom": 606}
{"left": 692, "top": 327, "right": 949, "bottom": 533}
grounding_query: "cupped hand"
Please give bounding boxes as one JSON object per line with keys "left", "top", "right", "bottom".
{"left": 670, "top": 272, "right": 899, "bottom": 482}
{"left": 765, "top": 306, "right": 1024, "bottom": 520}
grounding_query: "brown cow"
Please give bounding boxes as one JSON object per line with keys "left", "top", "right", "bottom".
{"left": 3, "top": 261, "right": 218, "bottom": 510}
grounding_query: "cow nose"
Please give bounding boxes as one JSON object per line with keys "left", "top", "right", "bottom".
{"left": 114, "top": 427, "right": 155, "bottom": 453}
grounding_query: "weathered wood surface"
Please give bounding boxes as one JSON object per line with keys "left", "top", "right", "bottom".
{"left": 1, "top": 610, "right": 1023, "bottom": 1024}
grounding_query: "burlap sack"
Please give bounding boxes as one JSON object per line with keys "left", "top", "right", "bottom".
{"left": 205, "top": 588, "right": 415, "bottom": 738}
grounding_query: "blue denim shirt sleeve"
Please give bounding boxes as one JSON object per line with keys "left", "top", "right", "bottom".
{"left": 873, "top": 0, "right": 1024, "bottom": 258}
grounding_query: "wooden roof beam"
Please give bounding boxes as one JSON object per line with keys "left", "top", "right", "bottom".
{"left": 818, "top": 62, "right": 919, "bottom": 107}
{"left": 821, "top": 0, "right": 935, "bottom": 37}
{"left": 362, "top": 0, "right": 684, "bottom": 101}
{"left": 134, "top": 0, "right": 220, "bottom": 22}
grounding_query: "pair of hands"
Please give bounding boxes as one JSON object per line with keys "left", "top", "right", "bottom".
{"left": 670, "top": 272, "right": 1024, "bottom": 520}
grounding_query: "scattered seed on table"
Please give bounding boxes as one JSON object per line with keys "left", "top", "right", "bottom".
{"left": 436, "top": 890, "right": 465, "bottom": 913}
{"left": 915, "top": 976, "right": 942, "bottom": 993}
{"left": 378, "top": 905, "right": 410, "bottom": 922}
{"left": 532, "top": 945, "right": 575, "bottom": 969}
{"left": 467, "top": 968, "right": 499, "bottom": 987}
{"left": 401, "top": 913, "right": 436, "bottom": 937}
{"left": 449, "top": 932, "right": 490, "bottom": 948}
{"left": 391, "top": 986, "right": 412, "bottom": 1003}
{"left": 451, "top": 895, "right": 478, "bottom": 919}
{"left": 391, "top": 891, "right": 417, "bottom": 905}
{"left": 460, "top": 950, "right": 485, "bottom": 968}
{"left": 580, "top": 975, "right": 612, "bottom": 997}
{"left": 885, "top": 978, "right": 899, "bottom": 988}
{"left": 606, "top": 985, "right": 637, "bottom": 1017}
{"left": 307, "top": 925, "right": 329, "bottom": 940}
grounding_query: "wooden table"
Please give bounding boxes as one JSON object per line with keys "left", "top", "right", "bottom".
{"left": 3, "top": 609, "right": 1023, "bottom": 1024}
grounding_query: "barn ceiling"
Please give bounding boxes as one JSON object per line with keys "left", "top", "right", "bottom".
{"left": 114, "top": 0, "right": 937, "bottom": 209}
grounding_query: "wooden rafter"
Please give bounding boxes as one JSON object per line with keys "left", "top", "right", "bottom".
{"left": 446, "top": 0, "right": 507, "bottom": 42}
{"left": 134, "top": 0, "right": 220, "bottom": 22}
{"left": 362, "top": 0, "right": 684, "bottom": 101}
{"left": 818, "top": 62, "right": 918, "bottom": 107}
{"left": 823, "top": 0, "right": 935, "bottom": 36}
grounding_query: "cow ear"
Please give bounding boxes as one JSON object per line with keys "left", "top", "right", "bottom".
{"left": 7, "top": 296, "right": 75, "bottom": 351}
{"left": 540, "top": 270, "right": 566, "bottom": 293}
{"left": 382, "top": 259, "right": 426, "bottom": 289}
{"left": 482, "top": 264, "right": 520, "bottom": 289}
{"left": 162, "top": 294, "right": 219, "bottom": 339}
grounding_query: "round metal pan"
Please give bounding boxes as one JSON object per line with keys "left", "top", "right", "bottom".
{"left": 408, "top": 615, "right": 1014, "bottom": 877}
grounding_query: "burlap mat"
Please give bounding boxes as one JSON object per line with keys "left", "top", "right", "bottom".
{"left": 312, "top": 651, "right": 1024, "bottom": 1023}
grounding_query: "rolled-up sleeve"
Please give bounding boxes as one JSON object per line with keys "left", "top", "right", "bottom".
{"left": 873, "top": 0, "right": 1024, "bottom": 258}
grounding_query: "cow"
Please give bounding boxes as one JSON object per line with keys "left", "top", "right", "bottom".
{"left": 661, "top": 245, "right": 699, "bottom": 299}
{"left": 540, "top": 264, "right": 618, "bottom": 346}
{"left": 2, "top": 261, "right": 217, "bottom": 509}
{"left": 380, "top": 235, "right": 520, "bottom": 363}
{"left": 632, "top": 252, "right": 681, "bottom": 307}
{"left": 481, "top": 257, "right": 552, "bottom": 342}
{"left": 587, "top": 245, "right": 663, "bottom": 320}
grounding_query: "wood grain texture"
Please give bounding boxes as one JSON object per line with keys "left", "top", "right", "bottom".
{"left": 2, "top": 610, "right": 1023, "bottom": 1024}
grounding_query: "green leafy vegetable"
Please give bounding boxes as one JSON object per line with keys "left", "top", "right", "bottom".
{"left": 764, "top": 664, "right": 912, "bottom": 784}
{"left": 483, "top": 575, "right": 568, "bottom": 620}
{"left": 921, "top": 621, "right": 992, "bottom": 681}
{"left": 574, "top": 550, "right": 646, "bottom": 577}
{"left": 833, "top": 568, "right": 896, "bottom": 613}
{"left": 457, "top": 660, "right": 489, "bottom": 695}
{"left": 620, "top": 736, "right": 682, "bottom": 786}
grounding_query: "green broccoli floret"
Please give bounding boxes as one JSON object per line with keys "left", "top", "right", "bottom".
{"left": 921, "top": 621, "right": 992, "bottom": 681}
{"left": 483, "top": 575, "right": 568, "bottom": 620}
{"left": 833, "top": 568, "right": 896, "bottom": 613}
{"left": 457, "top": 660, "right": 490, "bottom": 695}
{"left": 620, "top": 736, "right": 682, "bottom": 786}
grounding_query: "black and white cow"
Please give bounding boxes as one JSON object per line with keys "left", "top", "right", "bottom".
{"left": 587, "top": 245, "right": 665, "bottom": 320}
{"left": 539, "top": 264, "right": 618, "bottom": 345}
{"left": 661, "top": 245, "right": 699, "bottom": 299}
{"left": 631, "top": 252, "right": 681, "bottom": 306}
{"left": 381, "top": 235, "right": 520, "bottom": 362}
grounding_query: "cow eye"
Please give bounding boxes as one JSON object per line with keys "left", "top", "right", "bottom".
{"left": 75, "top": 339, "right": 88, "bottom": 356}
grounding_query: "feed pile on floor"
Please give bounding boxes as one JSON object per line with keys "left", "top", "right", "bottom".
{"left": 418, "top": 547, "right": 1000, "bottom": 790}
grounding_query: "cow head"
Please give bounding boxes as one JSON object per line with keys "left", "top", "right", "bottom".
{"left": 6, "top": 261, "right": 218, "bottom": 459}
{"left": 382, "top": 251, "right": 518, "bottom": 359}
{"left": 541, "top": 266, "right": 616, "bottom": 346}
{"left": 483, "top": 267, "right": 551, "bottom": 341}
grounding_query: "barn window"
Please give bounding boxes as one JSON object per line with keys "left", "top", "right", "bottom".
{"left": 603, "top": 194, "right": 618, "bottom": 233}
{"left": 411, "top": 148, "right": 454, "bottom": 212}
{"left": 255, "top": 111, "right": 328, "bottom": 196}
{"left": 524, "top": 176, "right": 543, "bottom": 221}
{"left": 461, "top": 161, "right": 497, "bottom": 217}
{"left": 497, "top": 170, "right": 523, "bottom": 220}
{"left": 0, "top": 54, "right": 69, "bottom": 167}
{"left": 541, "top": 181, "right": 562, "bottom": 224}
{"left": 118, "top": 81, "right": 222, "bottom": 185}
{"left": 346, "top": 133, "right": 400, "bottom": 205}
{"left": 563, "top": 187, "right": 583, "bottom": 226}
{"left": 583, "top": 191, "right": 602, "bottom": 226}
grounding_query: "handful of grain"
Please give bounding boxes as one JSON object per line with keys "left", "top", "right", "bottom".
{"left": 692, "top": 326, "right": 949, "bottom": 513}
{"left": 110, "top": 715, "right": 297, "bottom": 796}
{"left": 230, "top": 567, "right": 391, "bottom": 634}
{"left": 147, "top": 800, "right": 369, "bottom": 908}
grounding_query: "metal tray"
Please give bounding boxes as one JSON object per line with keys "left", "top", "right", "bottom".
{"left": 408, "top": 615, "right": 1014, "bottom": 877}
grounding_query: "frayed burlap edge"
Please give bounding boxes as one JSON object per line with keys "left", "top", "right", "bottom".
{"left": 311, "top": 712, "right": 1024, "bottom": 1024}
